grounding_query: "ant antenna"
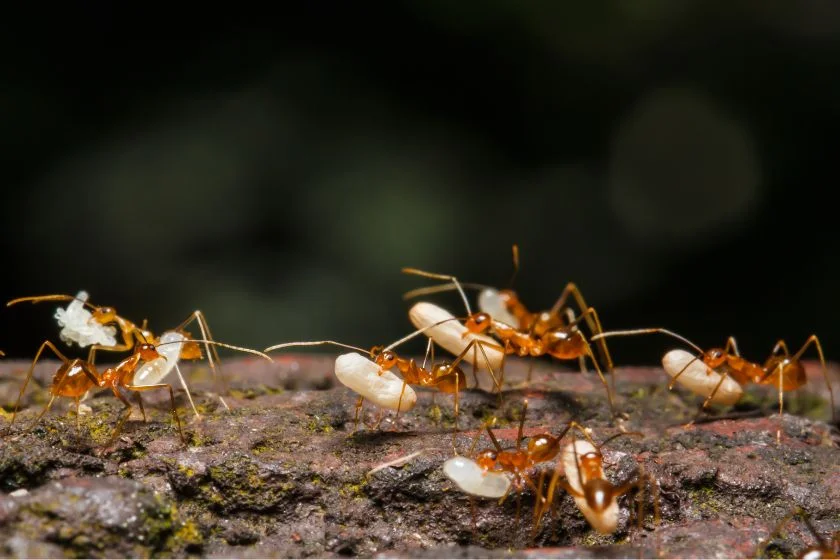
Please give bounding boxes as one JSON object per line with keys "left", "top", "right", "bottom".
{"left": 264, "top": 340, "right": 370, "bottom": 355}
{"left": 402, "top": 268, "right": 472, "bottom": 316}
{"left": 7, "top": 293, "right": 95, "bottom": 311}
{"left": 591, "top": 327, "right": 705, "bottom": 355}
{"left": 382, "top": 315, "right": 468, "bottom": 351}
{"left": 156, "top": 338, "right": 274, "bottom": 362}
{"left": 402, "top": 282, "right": 492, "bottom": 301}
{"left": 507, "top": 244, "right": 520, "bottom": 290}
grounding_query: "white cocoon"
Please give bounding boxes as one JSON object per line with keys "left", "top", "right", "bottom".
{"left": 334, "top": 353, "right": 417, "bottom": 412}
{"left": 661, "top": 349, "right": 743, "bottom": 405}
{"left": 443, "top": 456, "right": 511, "bottom": 498}
{"left": 408, "top": 302, "right": 504, "bottom": 373}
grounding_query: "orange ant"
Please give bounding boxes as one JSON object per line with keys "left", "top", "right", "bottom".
{"left": 754, "top": 506, "right": 839, "bottom": 559}
{"left": 403, "top": 267, "right": 619, "bottom": 419}
{"left": 265, "top": 321, "right": 503, "bottom": 444}
{"left": 5, "top": 337, "right": 271, "bottom": 445}
{"left": 591, "top": 328, "right": 836, "bottom": 431}
{"left": 534, "top": 421, "right": 656, "bottom": 536}
{"left": 402, "top": 244, "right": 616, "bottom": 380}
{"left": 445, "top": 400, "right": 571, "bottom": 544}
{"left": 7, "top": 292, "right": 229, "bottom": 409}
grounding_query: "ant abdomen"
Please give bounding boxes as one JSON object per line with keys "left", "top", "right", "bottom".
{"left": 762, "top": 356, "right": 807, "bottom": 390}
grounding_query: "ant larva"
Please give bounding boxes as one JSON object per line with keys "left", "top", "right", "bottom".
{"left": 5, "top": 337, "right": 272, "bottom": 445}
{"left": 753, "top": 506, "right": 839, "bottom": 559}
{"left": 7, "top": 291, "right": 231, "bottom": 413}
{"left": 591, "top": 328, "right": 836, "bottom": 432}
{"left": 403, "top": 267, "right": 619, "bottom": 419}
{"left": 535, "top": 421, "right": 656, "bottom": 536}
{"left": 403, "top": 245, "right": 615, "bottom": 380}
{"left": 265, "top": 320, "right": 504, "bottom": 443}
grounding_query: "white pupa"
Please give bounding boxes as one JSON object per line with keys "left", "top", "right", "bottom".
{"left": 334, "top": 352, "right": 417, "bottom": 412}
{"left": 477, "top": 288, "right": 519, "bottom": 327}
{"left": 407, "top": 302, "right": 504, "bottom": 373}
{"left": 133, "top": 331, "right": 200, "bottom": 418}
{"left": 661, "top": 348, "right": 743, "bottom": 406}
{"left": 54, "top": 291, "right": 118, "bottom": 348}
{"left": 443, "top": 456, "right": 511, "bottom": 498}
{"left": 562, "top": 440, "right": 619, "bottom": 534}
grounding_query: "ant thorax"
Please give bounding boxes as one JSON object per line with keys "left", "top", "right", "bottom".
{"left": 54, "top": 291, "right": 118, "bottom": 348}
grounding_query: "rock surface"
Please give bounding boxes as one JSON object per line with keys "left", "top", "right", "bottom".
{"left": 0, "top": 354, "right": 839, "bottom": 558}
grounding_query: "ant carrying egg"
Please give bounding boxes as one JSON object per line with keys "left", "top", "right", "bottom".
{"left": 591, "top": 328, "right": 836, "bottom": 437}
{"left": 7, "top": 291, "right": 234, "bottom": 415}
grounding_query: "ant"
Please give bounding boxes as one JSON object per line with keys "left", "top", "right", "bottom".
{"left": 444, "top": 400, "right": 570, "bottom": 544}
{"left": 754, "top": 506, "right": 839, "bottom": 559}
{"left": 264, "top": 317, "right": 501, "bottom": 445}
{"left": 7, "top": 292, "right": 229, "bottom": 412}
{"left": 5, "top": 337, "right": 271, "bottom": 446}
{"left": 591, "top": 328, "right": 836, "bottom": 435}
{"left": 534, "top": 421, "right": 656, "bottom": 536}
{"left": 402, "top": 244, "right": 616, "bottom": 381}
{"left": 265, "top": 321, "right": 504, "bottom": 444}
{"left": 403, "top": 267, "right": 620, "bottom": 419}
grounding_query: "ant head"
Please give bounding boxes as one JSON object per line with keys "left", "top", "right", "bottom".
{"left": 475, "top": 449, "right": 498, "bottom": 470}
{"left": 527, "top": 434, "right": 560, "bottom": 463}
{"left": 464, "top": 312, "right": 492, "bottom": 334}
{"left": 91, "top": 306, "right": 117, "bottom": 324}
{"left": 584, "top": 478, "right": 615, "bottom": 513}
{"left": 704, "top": 348, "right": 726, "bottom": 368}
{"left": 137, "top": 343, "right": 160, "bottom": 361}
{"left": 373, "top": 348, "right": 398, "bottom": 369}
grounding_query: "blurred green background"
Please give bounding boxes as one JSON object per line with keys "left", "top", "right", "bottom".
{"left": 2, "top": 3, "right": 838, "bottom": 365}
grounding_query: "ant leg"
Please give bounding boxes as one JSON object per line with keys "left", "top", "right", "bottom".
{"left": 393, "top": 381, "right": 408, "bottom": 429}
{"left": 451, "top": 373, "right": 461, "bottom": 454}
{"left": 550, "top": 283, "right": 614, "bottom": 375}
{"left": 10, "top": 340, "right": 70, "bottom": 430}
{"left": 24, "top": 395, "right": 57, "bottom": 433}
{"left": 176, "top": 310, "right": 230, "bottom": 412}
{"left": 74, "top": 397, "right": 81, "bottom": 430}
{"left": 564, "top": 307, "right": 588, "bottom": 375}
{"left": 723, "top": 336, "right": 741, "bottom": 357}
{"left": 134, "top": 392, "right": 147, "bottom": 422}
{"left": 86, "top": 343, "right": 134, "bottom": 365}
{"left": 108, "top": 388, "right": 136, "bottom": 445}
{"left": 400, "top": 268, "right": 472, "bottom": 315}
{"left": 173, "top": 363, "right": 201, "bottom": 420}
{"left": 686, "top": 370, "right": 736, "bottom": 427}
{"left": 516, "top": 399, "right": 529, "bottom": 450}
{"left": 353, "top": 396, "right": 365, "bottom": 433}
{"left": 467, "top": 416, "right": 497, "bottom": 456}
{"left": 124, "top": 383, "right": 185, "bottom": 445}
{"left": 451, "top": 339, "right": 505, "bottom": 394}
{"left": 791, "top": 335, "right": 835, "bottom": 424}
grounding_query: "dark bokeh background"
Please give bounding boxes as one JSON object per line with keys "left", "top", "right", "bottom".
{"left": 2, "top": 4, "right": 839, "bottom": 365}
